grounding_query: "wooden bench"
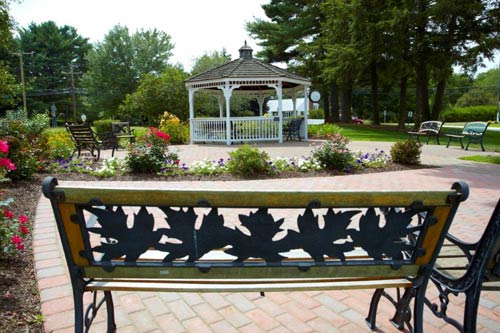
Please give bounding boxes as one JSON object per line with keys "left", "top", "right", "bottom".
{"left": 42, "top": 176, "right": 468, "bottom": 333}
{"left": 283, "top": 117, "right": 304, "bottom": 141}
{"left": 65, "top": 123, "right": 103, "bottom": 160}
{"left": 367, "top": 198, "right": 499, "bottom": 333}
{"left": 445, "top": 121, "right": 491, "bottom": 152}
{"left": 408, "top": 121, "right": 444, "bottom": 144}
{"left": 110, "top": 122, "right": 135, "bottom": 157}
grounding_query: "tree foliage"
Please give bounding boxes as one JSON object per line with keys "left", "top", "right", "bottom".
{"left": 248, "top": 0, "right": 500, "bottom": 126}
{"left": 13, "top": 21, "right": 91, "bottom": 115}
{"left": 82, "top": 25, "right": 174, "bottom": 118}
{"left": 119, "top": 65, "right": 188, "bottom": 122}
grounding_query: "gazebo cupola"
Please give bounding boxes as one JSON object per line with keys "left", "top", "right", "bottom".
{"left": 239, "top": 41, "right": 253, "bottom": 59}
{"left": 185, "top": 41, "right": 311, "bottom": 145}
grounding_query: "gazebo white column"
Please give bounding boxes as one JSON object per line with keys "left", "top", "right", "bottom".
{"left": 256, "top": 93, "right": 266, "bottom": 117}
{"left": 277, "top": 82, "right": 283, "bottom": 143}
{"left": 220, "top": 83, "right": 240, "bottom": 145}
{"left": 216, "top": 95, "right": 224, "bottom": 118}
{"left": 188, "top": 88, "right": 197, "bottom": 144}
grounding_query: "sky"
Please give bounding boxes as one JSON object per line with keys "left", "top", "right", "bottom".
{"left": 10, "top": 0, "right": 269, "bottom": 71}
{"left": 9, "top": 0, "right": 499, "bottom": 74}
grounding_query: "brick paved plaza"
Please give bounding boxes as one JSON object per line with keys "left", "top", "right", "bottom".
{"left": 34, "top": 141, "right": 500, "bottom": 332}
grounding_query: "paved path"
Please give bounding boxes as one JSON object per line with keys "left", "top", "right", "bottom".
{"left": 34, "top": 142, "right": 500, "bottom": 332}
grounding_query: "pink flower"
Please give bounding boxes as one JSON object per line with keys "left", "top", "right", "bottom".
{"left": 0, "top": 157, "right": 16, "bottom": 171}
{"left": 19, "top": 215, "right": 28, "bottom": 224}
{"left": 16, "top": 243, "right": 24, "bottom": 250}
{"left": 11, "top": 235, "right": 22, "bottom": 244}
{"left": 4, "top": 209, "right": 14, "bottom": 219}
{"left": 20, "top": 225, "right": 29, "bottom": 234}
{"left": 0, "top": 141, "right": 9, "bottom": 154}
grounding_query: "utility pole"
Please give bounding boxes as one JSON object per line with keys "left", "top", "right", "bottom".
{"left": 70, "top": 62, "right": 77, "bottom": 123}
{"left": 13, "top": 51, "right": 34, "bottom": 113}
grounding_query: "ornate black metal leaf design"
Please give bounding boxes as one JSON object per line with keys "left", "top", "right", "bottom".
{"left": 86, "top": 206, "right": 163, "bottom": 262}
{"left": 286, "top": 208, "right": 360, "bottom": 261}
{"left": 156, "top": 207, "right": 236, "bottom": 262}
{"left": 225, "top": 208, "right": 287, "bottom": 262}
{"left": 350, "top": 208, "right": 418, "bottom": 260}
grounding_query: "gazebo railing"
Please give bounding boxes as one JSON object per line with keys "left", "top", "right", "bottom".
{"left": 191, "top": 117, "right": 280, "bottom": 143}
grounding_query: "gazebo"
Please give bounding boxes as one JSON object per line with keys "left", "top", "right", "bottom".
{"left": 185, "top": 42, "right": 311, "bottom": 145}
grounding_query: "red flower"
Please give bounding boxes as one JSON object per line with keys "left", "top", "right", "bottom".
{"left": 16, "top": 243, "right": 24, "bottom": 250}
{"left": 0, "top": 157, "right": 16, "bottom": 171}
{"left": 0, "top": 141, "right": 9, "bottom": 154}
{"left": 19, "top": 215, "right": 28, "bottom": 224}
{"left": 11, "top": 235, "right": 22, "bottom": 244}
{"left": 20, "top": 225, "right": 29, "bottom": 234}
{"left": 4, "top": 209, "right": 14, "bottom": 219}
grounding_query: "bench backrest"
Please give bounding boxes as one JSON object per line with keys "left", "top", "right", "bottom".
{"left": 462, "top": 121, "right": 490, "bottom": 136}
{"left": 42, "top": 176, "right": 468, "bottom": 282}
{"left": 419, "top": 121, "right": 443, "bottom": 134}
{"left": 66, "top": 124, "right": 100, "bottom": 144}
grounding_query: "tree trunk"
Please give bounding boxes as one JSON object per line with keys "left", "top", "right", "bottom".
{"left": 340, "top": 80, "right": 352, "bottom": 122}
{"left": 322, "top": 89, "right": 331, "bottom": 123}
{"left": 415, "top": 60, "right": 430, "bottom": 128}
{"left": 431, "top": 79, "right": 446, "bottom": 120}
{"left": 398, "top": 75, "right": 408, "bottom": 129}
{"left": 371, "top": 61, "right": 380, "bottom": 125}
{"left": 331, "top": 84, "right": 340, "bottom": 122}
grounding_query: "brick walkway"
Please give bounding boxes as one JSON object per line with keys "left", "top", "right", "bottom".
{"left": 34, "top": 142, "right": 500, "bottom": 332}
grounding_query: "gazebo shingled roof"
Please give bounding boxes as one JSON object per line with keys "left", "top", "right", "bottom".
{"left": 185, "top": 41, "right": 309, "bottom": 90}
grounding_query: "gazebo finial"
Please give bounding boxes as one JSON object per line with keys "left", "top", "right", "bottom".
{"left": 239, "top": 41, "right": 253, "bottom": 60}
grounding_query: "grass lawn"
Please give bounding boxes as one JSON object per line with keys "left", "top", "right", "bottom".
{"left": 333, "top": 124, "right": 500, "bottom": 152}
{"left": 459, "top": 155, "right": 500, "bottom": 164}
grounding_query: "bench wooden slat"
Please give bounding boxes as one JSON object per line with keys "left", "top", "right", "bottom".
{"left": 53, "top": 185, "right": 457, "bottom": 208}
{"left": 83, "top": 264, "right": 420, "bottom": 280}
{"left": 86, "top": 278, "right": 413, "bottom": 293}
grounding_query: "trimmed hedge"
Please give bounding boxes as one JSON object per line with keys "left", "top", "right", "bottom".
{"left": 441, "top": 105, "right": 497, "bottom": 122}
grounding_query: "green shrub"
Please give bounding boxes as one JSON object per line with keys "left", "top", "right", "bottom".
{"left": 226, "top": 144, "right": 271, "bottom": 176}
{"left": 158, "top": 111, "right": 190, "bottom": 144}
{"left": 440, "top": 105, "right": 496, "bottom": 122}
{"left": 93, "top": 119, "right": 113, "bottom": 142}
{"left": 309, "top": 108, "right": 324, "bottom": 119}
{"left": 312, "top": 133, "right": 353, "bottom": 171}
{"left": 390, "top": 140, "right": 422, "bottom": 165}
{"left": 0, "top": 110, "right": 48, "bottom": 180}
{"left": 308, "top": 123, "right": 342, "bottom": 139}
{"left": 42, "top": 128, "right": 74, "bottom": 160}
{"left": 126, "top": 127, "right": 178, "bottom": 173}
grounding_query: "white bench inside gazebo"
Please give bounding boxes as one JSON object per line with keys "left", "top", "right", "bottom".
{"left": 185, "top": 42, "right": 311, "bottom": 145}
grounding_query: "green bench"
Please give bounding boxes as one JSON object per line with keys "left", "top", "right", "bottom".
{"left": 42, "top": 176, "right": 468, "bottom": 333}
{"left": 110, "top": 122, "right": 135, "bottom": 157}
{"left": 408, "top": 121, "right": 444, "bottom": 145}
{"left": 445, "top": 121, "right": 491, "bottom": 151}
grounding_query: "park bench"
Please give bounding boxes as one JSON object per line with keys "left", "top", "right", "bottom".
{"left": 445, "top": 121, "right": 491, "bottom": 152}
{"left": 408, "top": 120, "right": 444, "bottom": 145}
{"left": 65, "top": 123, "right": 103, "bottom": 161}
{"left": 110, "top": 122, "right": 135, "bottom": 157}
{"left": 42, "top": 176, "right": 468, "bottom": 333}
{"left": 283, "top": 117, "right": 304, "bottom": 141}
{"left": 367, "top": 198, "right": 499, "bottom": 333}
